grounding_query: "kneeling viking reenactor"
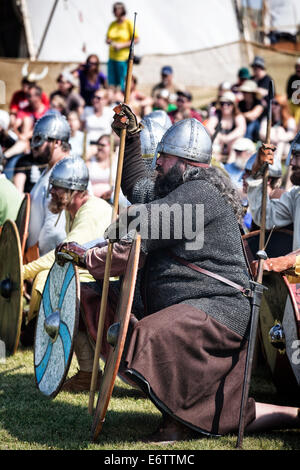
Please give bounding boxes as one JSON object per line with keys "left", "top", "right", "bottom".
{"left": 22, "top": 155, "right": 112, "bottom": 369}
{"left": 57, "top": 107, "right": 300, "bottom": 442}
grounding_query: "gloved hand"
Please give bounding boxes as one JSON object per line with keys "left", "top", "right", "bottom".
{"left": 55, "top": 241, "right": 87, "bottom": 268}
{"left": 250, "top": 253, "right": 296, "bottom": 278}
{"left": 111, "top": 103, "right": 143, "bottom": 137}
{"left": 251, "top": 143, "right": 276, "bottom": 178}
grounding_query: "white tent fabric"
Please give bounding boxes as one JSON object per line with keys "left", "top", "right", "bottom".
{"left": 268, "top": 0, "right": 300, "bottom": 35}
{"left": 26, "top": 0, "right": 241, "bottom": 62}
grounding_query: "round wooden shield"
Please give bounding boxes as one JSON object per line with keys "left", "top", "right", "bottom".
{"left": 15, "top": 193, "right": 30, "bottom": 257}
{"left": 91, "top": 234, "right": 141, "bottom": 441}
{"left": 34, "top": 261, "right": 80, "bottom": 398}
{"left": 0, "top": 220, "right": 23, "bottom": 355}
{"left": 259, "top": 272, "right": 300, "bottom": 397}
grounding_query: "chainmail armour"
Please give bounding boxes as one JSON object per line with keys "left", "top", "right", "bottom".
{"left": 121, "top": 135, "right": 251, "bottom": 338}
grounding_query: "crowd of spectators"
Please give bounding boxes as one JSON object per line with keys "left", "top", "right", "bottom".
{"left": 0, "top": 0, "right": 299, "bottom": 233}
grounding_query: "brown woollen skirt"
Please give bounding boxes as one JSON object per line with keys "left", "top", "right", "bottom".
{"left": 124, "top": 303, "right": 256, "bottom": 436}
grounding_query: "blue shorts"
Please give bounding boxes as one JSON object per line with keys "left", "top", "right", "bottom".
{"left": 107, "top": 59, "right": 127, "bottom": 90}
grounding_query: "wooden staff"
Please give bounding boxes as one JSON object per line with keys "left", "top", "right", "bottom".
{"left": 258, "top": 80, "right": 275, "bottom": 252}
{"left": 236, "top": 79, "right": 275, "bottom": 449}
{"left": 88, "top": 13, "right": 137, "bottom": 415}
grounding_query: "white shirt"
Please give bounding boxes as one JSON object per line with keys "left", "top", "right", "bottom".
{"left": 28, "top": 167, "right": 66, "bottom": 255}
{"left": 82, "top": 106, "right": 114, "bottom": 144}
{"left": 247, "top": 177, "right": 300, "bottom": 250}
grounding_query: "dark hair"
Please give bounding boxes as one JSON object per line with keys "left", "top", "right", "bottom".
{"left": 113, "top": 2, "right": 126, "bottom": 16}
{"left": 28, "top": 84, "right": 42, "bottom": 97}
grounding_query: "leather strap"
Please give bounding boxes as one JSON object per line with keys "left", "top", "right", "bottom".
{"left": 169, "top": 251, "right": 252, "bottom": 298}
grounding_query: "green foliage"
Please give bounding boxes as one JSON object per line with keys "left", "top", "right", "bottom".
{"left": 0, "top": 348, "right": 299, "bottom": 450}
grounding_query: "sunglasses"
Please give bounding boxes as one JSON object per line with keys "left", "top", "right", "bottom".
{"left": 220, "top": 101, "right": 233, "bottom": 106}
{"left": 88, "top": 61, "right": 99, "bottom": 66}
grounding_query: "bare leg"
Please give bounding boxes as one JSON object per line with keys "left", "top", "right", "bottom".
{"left": 245, "top": 402, "right": 300, "bottom": 433}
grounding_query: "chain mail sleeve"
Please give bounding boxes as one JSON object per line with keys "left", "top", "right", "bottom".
{"left": 121, "top": 134, "right": 156, "bottom": 204}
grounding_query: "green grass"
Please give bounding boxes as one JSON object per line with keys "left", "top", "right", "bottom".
{"left": 0, "top": 347, "right": 299, "bottom": 451}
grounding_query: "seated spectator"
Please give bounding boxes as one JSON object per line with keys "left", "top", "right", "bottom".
{"left": 206, "top": 91, "right": 246, "bottom": 162}
{"left": 9, "top": 73, "right": 49, "bottom": 117}
{"left": 208, "top": 81, "right": 232, "bottom": 117}
{"left": 0, "top": 110, "right": 18, "bottom": 153}
{"left": 168, "top": 91, "right": 202, "bottom": 123}
{"left": 259, "top": 94, "right": 297, "bottom": 163}
{"left": 87, "top": 134, "right": 116, "bottom": 199}
{"left": 67, "top": 111, "right": 84, "bottom": 159}
{"left": 74, "top": 54, "right": 108, "bottom": 106}
{"left": 81, "top": 89, "right": 114, "bottom": 159}
{"left": 50, "top": 71, "right": 85, "bottom": 116}
{"left": 16, "top": 84, "right": 49, "bottom": 125}
{"left": 87, "top": 133, "right": 127, "bottom": 207}
{"left": 151, "top": 65, "right": 185, "bottom": 100}
{"left": 152, "top": 88, "right": 176, "bottom": 113}
{"left": 231, "top": 67, "right": 251, "bottom": 99}
{"left": 250, "top": 55, "right": 273, "bottom": 99}
{"left": 286, "top": 57, "right": 300, "bottom": 126}
{"left": 238, "top": 80, "right": 265, "bottom": 141}
{"left": 129, "top": 75, "right": 153, "bottom": 119}
{"left": 224, "top": 137, "right": 256, "bottom": 193}
{"left": 49, "top": 94, "right": 67, "bottom": 116}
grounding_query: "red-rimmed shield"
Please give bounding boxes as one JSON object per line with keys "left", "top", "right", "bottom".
{"left": 91, "top": 234, "right": 141, "bottom": 441}
{"left": 15, "top": 193, "right": 30, "bottom": 258}
{"left": 259, "top": 272, "right": 300, "bottom": 397}
{"left": 0, "top": 219, "right": 23, "bottom": 354}
{"left": 242, "top": 229, "right": 299, "bottom": 397}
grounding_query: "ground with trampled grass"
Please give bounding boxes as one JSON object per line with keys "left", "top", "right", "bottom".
{"left": 0, "top": 347, "right": 299, "bottom": 452}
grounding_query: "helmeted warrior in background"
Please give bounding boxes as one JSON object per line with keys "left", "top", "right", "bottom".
{"left": 57, "top": 106, "right": 300, "bottom": 441}
{"left": 27, "top": 112, "right": 71, "bottom": 258}
{"left": 23, "top": 155, "right": 112, "bottom": 353}
{"left": 247, "top": 133, "right": 300, "bottom": 279}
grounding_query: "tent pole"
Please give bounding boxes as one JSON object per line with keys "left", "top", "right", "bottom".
{"left": 20, "top": 0, "right": 36, "bottom": 61}
{"left": 36, "top": 0, "right": 59, "bottom": 60}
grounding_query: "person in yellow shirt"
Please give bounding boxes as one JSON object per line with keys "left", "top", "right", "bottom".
{"left": 106, "top": 2, "right": 139, "bottom": 91}
{"left": 23, "top": 156, "right": 112, "bottom": 326}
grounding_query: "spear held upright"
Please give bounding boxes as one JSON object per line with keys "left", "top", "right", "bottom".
{"left": 236, "top": 79, "right": 274, "bottom": 449}
{"left": 88, "top": 13, "right": 138, "bottom": 416}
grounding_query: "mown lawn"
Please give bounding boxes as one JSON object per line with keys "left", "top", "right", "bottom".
{"left": 0, "top": 346, "right": 299, "bottom": 451}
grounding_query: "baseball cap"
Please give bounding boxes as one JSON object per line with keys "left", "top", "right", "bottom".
{"left": 238, "top": 67, "right": 251, "bottom": 79}
{"left": 161, "top": 66, "right": 173, "bottom": 76}
{"left": 251, "top": 56, "right": 265, "bottom": 69}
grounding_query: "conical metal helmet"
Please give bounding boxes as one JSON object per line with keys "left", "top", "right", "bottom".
{"left": 144, "top": 110, "right": 172, "bottom": 132}
{"left": 49, "top": 156, "right": 89, "bottom": 191}
{"left": 140, "top": 117, "right": 166, "bottom": 159}
{"left": 155, "top": 118, "right": 212, "bottom": 166}
{"left": 31, "top": 112, "right": 71, "bottom": 149}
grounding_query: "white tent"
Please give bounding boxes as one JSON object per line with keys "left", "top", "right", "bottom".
{"left": 21, "top": 0, "right": 245, "bottom": 87}
{"left": 24, "top": 0, "right": 241, "bottom": 61}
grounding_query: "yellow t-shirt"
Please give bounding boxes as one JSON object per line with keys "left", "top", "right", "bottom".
{"left": 107, "top": 19, "right": 138, "bottom": 62}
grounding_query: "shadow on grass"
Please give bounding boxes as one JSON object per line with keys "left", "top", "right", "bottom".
{"left": 0, "top": 369, "right": 159, "bottom": 450}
